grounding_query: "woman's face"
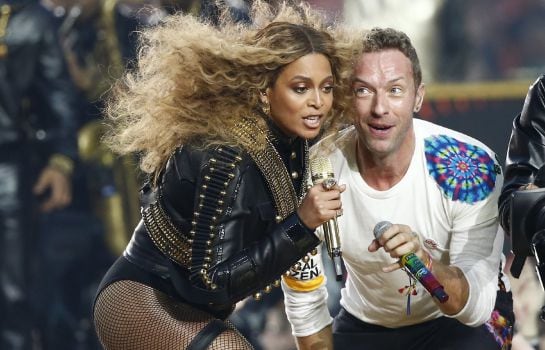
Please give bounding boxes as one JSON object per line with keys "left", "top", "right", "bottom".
{"left": 263, "top": 53, "right": 334, "bottom": 140}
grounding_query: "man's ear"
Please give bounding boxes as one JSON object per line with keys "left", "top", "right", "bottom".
{"left": 414, "top": 83, "right": 425, "bottom": 113}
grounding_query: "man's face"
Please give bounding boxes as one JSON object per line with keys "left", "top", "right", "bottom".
{"left": 351, "top": 49, "right": 424, "bottom": 160}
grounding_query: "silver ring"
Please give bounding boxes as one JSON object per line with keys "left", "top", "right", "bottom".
{"left": 322, "top": 178, "right": 337, "bottom": 190}
{"left": 336, "top": 208, "right": 343, "bottom": 217}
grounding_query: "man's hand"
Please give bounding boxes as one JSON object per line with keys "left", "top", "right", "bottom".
{"left": 33, "top": 166, "right": 72, "bottom": 212}
{"left": 368, "top": 223, "right": 428, "bottom": 273}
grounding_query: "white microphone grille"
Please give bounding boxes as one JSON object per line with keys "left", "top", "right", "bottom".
{"left": 373, "top": 221, "right": 392, "bottom": 239}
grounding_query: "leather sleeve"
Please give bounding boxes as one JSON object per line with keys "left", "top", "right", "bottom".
{"left": 499, "top": 75, "right": 545, "bottom": 234}
{"left": 159, "top": 145, "right": 320, "bottom": 304}
{"left": 210, "top": 213, "right": 319, "bottom": 303}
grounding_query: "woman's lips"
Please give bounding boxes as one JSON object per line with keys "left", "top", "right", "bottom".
{"left": 303, "top": 115, "right": 322, "bottom": 128}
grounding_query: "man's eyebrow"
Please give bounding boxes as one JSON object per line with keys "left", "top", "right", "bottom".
{"left": 352, "top": 77, "right": 405, "bottom": 84}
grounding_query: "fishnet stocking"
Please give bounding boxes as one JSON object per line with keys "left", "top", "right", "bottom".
{"left": 94, "top": 280, "right": 253, "bottom": 349}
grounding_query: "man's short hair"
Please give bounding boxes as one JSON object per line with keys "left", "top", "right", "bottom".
{"left": 362, "top": 27, "right": 422, "bottom": 88}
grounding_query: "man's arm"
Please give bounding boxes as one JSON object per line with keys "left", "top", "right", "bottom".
{"left": 370, "top": 191, "right": 503, "bottom": 326}
{"left": 442, "top": 212, "right": 504, "bottom": 326}
{"left": 427, "top": 258, "right": 469, "bottom": 315}
{"left": 431, "top": 146, "right": 505, "bottom": 325}
{"left": 368, "top": 223, "right": 471, "bottom": 316}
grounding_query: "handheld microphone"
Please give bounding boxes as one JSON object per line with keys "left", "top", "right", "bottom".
{"left": 310, "top": 157, "right": 343, "bottom": 281}
{"left": 373, "top": 221, "right": 449, "bottom": 303}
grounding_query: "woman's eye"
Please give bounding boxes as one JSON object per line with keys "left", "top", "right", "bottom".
{"left": 293, "top": 86, "right": 308, "bottom": 93}
{"left": 323, "top": 86, "right": 334, "bottom": 93}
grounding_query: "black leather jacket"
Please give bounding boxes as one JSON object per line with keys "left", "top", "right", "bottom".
{"left": 124, "top": 121, "right": 320, "bottom": 313}
{"left": 499, "top": 75, "right": 545, "bottom": 234}
{"left": 0, "top": 1, "right": 78, "bottom": 159}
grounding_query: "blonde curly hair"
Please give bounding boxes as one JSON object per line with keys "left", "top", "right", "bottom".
{"left": 104, "top": 0, "right": 361, "bottom": 177}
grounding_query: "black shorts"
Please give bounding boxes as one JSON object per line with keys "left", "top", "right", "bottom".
{"left": 95, "top": 255, "right": 234, "bottom": 320}
{"left": 333, "top": 292, "right": 513, "bottom": 350}
{"left": 95, "top": 255, "right": 182, "bottom": 306}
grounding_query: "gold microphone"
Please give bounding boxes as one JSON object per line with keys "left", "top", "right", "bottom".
{"left": 310, "top": 157, "right": 343, "bottom": 281}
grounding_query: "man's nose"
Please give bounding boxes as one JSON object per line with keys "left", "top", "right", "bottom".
{"left": 372, "top": 92, "right": 388, "bottom": 116}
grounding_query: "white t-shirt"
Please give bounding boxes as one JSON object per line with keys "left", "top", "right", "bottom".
{"left": 282, "top": 119, "right": 506, "bottom": 336}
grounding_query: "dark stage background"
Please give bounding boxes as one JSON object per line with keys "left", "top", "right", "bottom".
{"left": 421, "top": 80, "right": 532, "bottom": 166}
